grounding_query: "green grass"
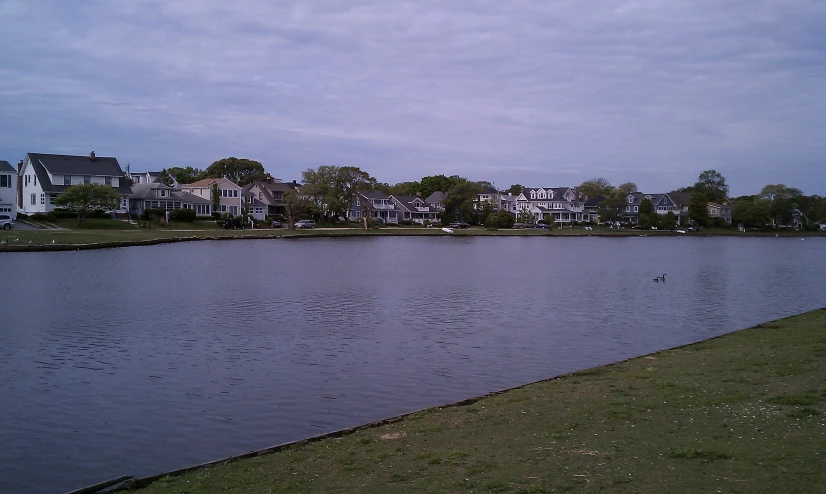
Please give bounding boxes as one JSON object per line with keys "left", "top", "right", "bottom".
{"left": 131, "top": 309, "right": 826, "bottom": 494}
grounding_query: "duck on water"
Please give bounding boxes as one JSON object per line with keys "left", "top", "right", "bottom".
{"left": 653, "top": 273, "right": 667, "bottom": 282}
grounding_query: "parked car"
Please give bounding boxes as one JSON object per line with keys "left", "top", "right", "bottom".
{"left": 0, "top": 214, "right": 13, "bottom": 230}
{"left": 449, "top": 221, "right": 470, "bottom": 229}
{"left": 295, "top": 219, "right": 316, "bottom": 229}
{"left": 271, "top": 220, "right": 282, "bottom": 228}
{"left": 534, "top": 223, "right": 550, "bottom": 229}
{"left": 687, "top": 226, "right": 701, "bottom": 232}
{"left": 223, "top": 218, "right": 245, "bottom": 229}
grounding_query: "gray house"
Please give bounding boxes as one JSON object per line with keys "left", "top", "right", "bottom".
{"left": 129, "top": 183, "right": 212, "bottom": 217}
{"left": 622, "top": 193, "right": 676, "bottom": 223}
{"left": 350, "top": 190, "right": 399, "bottom": 223}
{"left": 390, "top": 195, "right": 440, "bottom": 224}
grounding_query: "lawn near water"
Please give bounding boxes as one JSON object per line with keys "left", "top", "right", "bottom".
{"left": 128, "top": 309, "right": 826, "bottom": 494}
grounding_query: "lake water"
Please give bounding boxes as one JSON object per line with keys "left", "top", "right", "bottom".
{"left": 1, "top": 236, "right": 825, "bottom": 493}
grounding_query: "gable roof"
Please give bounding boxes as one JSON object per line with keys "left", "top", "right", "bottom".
{"left": 183, "top": 178, "right": 226, "bottom": 188}
{"left": 130, "top": 183, "right": 211, "bottom": 204}
{"left": 361, "top": 190, "right": 390, "bottom": 200}
{"left": 584, "top": 195, "right": 605, "bottom": 207}
{"left": 391, "top": 195, "right": 439, "bottom": 213}
{"left": 0, "top": 160, "right": 14, "bottom": 173}
{"left": 25, "top": 153, "right": 132, "bottom": 194}
{"left": 425, "top": 191, "right": 445, "bottom": 203}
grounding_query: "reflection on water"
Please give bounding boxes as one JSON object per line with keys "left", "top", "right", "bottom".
{"left": 1, "top": 236, "right": 824, "bottom": 493}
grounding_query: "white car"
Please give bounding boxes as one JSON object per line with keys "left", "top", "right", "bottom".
{"left": 0, "top": 214, "right": 13, "bottom": 230}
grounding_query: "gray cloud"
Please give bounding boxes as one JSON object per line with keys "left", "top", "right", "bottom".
{"left": 0, "top": 0, "right": 823, "bottom": 195}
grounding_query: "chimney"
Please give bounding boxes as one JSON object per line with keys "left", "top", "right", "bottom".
{"left": 90, "top": 151, "right": 96, "bottom": 160}
{"left": 17, "top": 160, "right": 23, "bottom": 209}
{"left": 292, "top": 179, "right": 297, "bottom": 185}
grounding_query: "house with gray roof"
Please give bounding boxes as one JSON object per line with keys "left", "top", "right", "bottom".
{"left": 19, "top": 152, "right": 132, "bottom": 215}
{"left": 0, "top": 160, "right": 18, "bottom": 219}
{"left": 243, "top": 179, "right": 301, "bottom": 217}
{"left": 475, "top": 187, "right": 518, "bottom": 214}
{"left": 425, "top": 191, "right": 446, "bottom": 211}
{"left": 583, "top": 195, "right": 605, "bottom": 223}
{"left": 129, "top": 183, "right": 212, "bottom": 218}
{"left": 621, "top": 193, "right": 676, "bottom": 223}
{"left": 514, "top": 187, "right": 585, "bottom": 225}
{"left": 350, "top": 190, "right": 399, "bottom": 224}
{"left": 389, "top": 195, "right": 440, "bottom": 224}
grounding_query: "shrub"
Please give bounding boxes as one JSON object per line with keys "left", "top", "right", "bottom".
{"left": 398, "top": 219, "right": 414, "bottom": 226}
{"left": 484, "top": 213, "right": 499, "bottom": 229}
{"left": 31, "top": 213, "right": 48, "bottom": 220}
{"left": 212, "top": 211, "right": 222, "bottom": 219}
{"left": 142, "top": 208, "right": 167, "bottom": 221}
{"left": 170, "top": 208, "right": 196, "bottom": 222}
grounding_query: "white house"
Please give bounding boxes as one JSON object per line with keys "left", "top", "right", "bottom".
{"left": 0, "top": 160, "right": 18, "bottom": 219}
{"left": 18, "top": 152, "right": 132, "bottom": 215}
{"left": 515, "top": 187, "right": 585, "bottom": 225}
{"left": 180, "top": 177, "right": 244, "bottom": 216}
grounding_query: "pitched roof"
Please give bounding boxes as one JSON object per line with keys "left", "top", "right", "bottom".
{"left": 669, "top": 191, "right": 691, "bottom": 207}
{"left": 584, "top": 195, "right": 605, "bottom": 207}
{"left": 0, "top": 160, "right": 14, "bottom": 173}
{"left": 425, "top": 191, "right": 445, "bottom": 203}
{"left": 129, "top": 183, "right": 211, "bottom": 204}
{"left": 26, "top": 153, "right": 132, "bottom": 194}
{"left": 391, "top": 195, "right": 439, "bottom": 213}
{"left": 183, "top": 178, "right": 224, "bottom": 187}
{"left": 361, "top": 190, "right": 390, "bottom": 200}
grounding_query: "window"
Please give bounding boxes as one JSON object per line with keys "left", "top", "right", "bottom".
{"left": 625, "top": 206, "right": 630, "bottom": 212}
{"left": 64, "top": 175, "right": 71, "bottom": 186}
{"left": 233, "top": 190, "right": 238, "bottom": 198}
{"left": 0, "top": 175, "right": 9, "bottom": 188}
{"left": 105, "top": 176, "right": 112, "bottom": 186}
{"left": 628, "top": 197, "right": 634, "bottom": 204}
{"left": 634, "top": 206, "right": 639, "bottom": 212}
{"left": 40, "top": 194, "right": 45, "bottom": 205}
{"left": 711, "top": 208, "right": 717, "bottom": 214}
{"left": 34, "top": 175, "right": 37, "bottom": 186}
{"left": 31, "top": 193, "right": 36, "bottom": 205}
{"left": 84, "top": 176, "right": 91, "bottom": 184}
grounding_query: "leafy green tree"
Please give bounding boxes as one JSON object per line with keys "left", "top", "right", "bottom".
{"left": 301, "top": 165, "right": 376, "bottom": 221}
{"left": 517, "top": 208, "right": 535, "bottom": 225}
{"left": 211, "top": 183, "right": 220, "bottom": 216}
{"left": 733, "top": 200, "right": 772, "bottom": 228}
{"left": 167, "top": 166, "right": 204, "bottom": 185}
{"left": 419, "top": 175, "right": 455, "bottom": 199}
{"left": 638, "top": 198, "right": 658, "bottom": 229}
{"left": 506, "top": 184, "right": 524, "bottom": 195}
{"left": 578, "top": 178, "right": 612, "bottom": 199}
{"left": 476, "top": 200, "right": 497, "bottom": 225}
{"left": 597, "top": 193, "right": 625, "bottom": 225}
{"left": 688, "top": 191, "right": 709, "bottom": 226}
{"left": 662, "top": 211, "right": 677, "bottom": 230}
{"left": 337, "top": 166, "right": 377, "bottom": 224}
{"left": 283, "top": 188, "right": 310, "bottom": 229}
{"left": 157, "top": 169, "right": 175, "bottom": 187}
{"left": 758, "top": 184, "right": 802, "bottom": 202}
{"left": 388, "top": 181, "right": 420, "bottom": 196}
{"left": 616, "top": 182, "right": 638, "bottom": 196}
{"left": 694, "top": 170, "right": 729, "bottom": 203}
{"left": 771, "top": 197, "right": 795, "bottom": 227}
{"left": 55, "top": 183, "right": 122, "bottom": 226}
{"left": 484, "top": 213, "right": 499, "bottom": 229}
{"left": 496, "top": 208, "right": 515, "bottom": 229}
{"left": 442, "top": 179, "right": 481, "bottom": 224}
{"left": 204, "top": 157, "right": 270, "bottom": 186}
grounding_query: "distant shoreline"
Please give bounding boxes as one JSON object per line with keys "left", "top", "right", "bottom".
{"left": 1, "top": 228, "right": 823, "bottom": 252}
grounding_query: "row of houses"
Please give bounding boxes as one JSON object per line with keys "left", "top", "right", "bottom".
{"left": 2, "top": 151, "right": 732, "bottom": 226}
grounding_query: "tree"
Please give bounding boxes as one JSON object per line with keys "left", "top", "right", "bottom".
{"left": 204, "top": 157, "right": 270, "bottom": 186}
{"left": 388, "top": 181, "right": 420, "bottom": 196}
{"left": 157, "top": 169, "right": 175, "bottom": 187}
{"left": 578, "top": 178, "right": 612, "bottom": 199}
{"left": 506, "top": 184, "right": 524, "bottom": 195}
{"left": 167, "top": 166, "right": 204, "bottom": 185}
{"left": 688, "top": 191, "right": 709, "bottom": 226}
{"left": 55, "top": 183, "right": 122, "bottom": 226}
{"left": 441, "top": 179, "right": 481, "bottom": 224}
{"left": 301, "top": 165, "right": 376, "bottom": 222}
{"left": 517, "top": 208, "right": 535, "bottom": 225}
{"left": 283, "top": 189, "right": 310, "bottom": 229}
{"left": 694, "top": 170, "right": 729, "bottom": 203}
{"left": 733, "top": 199, "right": 771, "bottom": 228}
{"left": 616, "top": 182, "right": 638, "bottom": 196}
{"left": 476, "top": 200, "right": 497, "bottom": 225}
{"left": 662, "top": 211, "right": 677, "bottom": 230}
{"left": 496, "top": 208, "right": 515, "bottom": 229}
{"left": 771, "top": 197, "right": 795, "bottom": 227}
{"left": 419, "top": 175, "right": 455, "bottom": 199}
{"left": 597, "top": 194, "right": 625, "bottom": 225}
{"left": 211, "top": 183, "right": 220, "bottom": 216}
{"left": 758, "top": 184, "right": 803, "bottom": 202}
{"left": 638, "top": 198, "right": 658, "bottom": 229}
{"left": 484, "top": 213, "right": 499, "bottom": 229}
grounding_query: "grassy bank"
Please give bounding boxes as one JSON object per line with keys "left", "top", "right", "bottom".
{"left": 130, "top": 309, "right": 826, "bottom": 493}
{"left": 3, "top": 223, "right": 823, "bottom": 251}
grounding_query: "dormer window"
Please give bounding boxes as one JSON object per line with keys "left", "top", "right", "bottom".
{"left": 105, "top": 177, "right": 112, "bottom": 186}
{"left": 530, "top": 191, "right": 535, "bottom": 199}
{"left": 64, "top": 176, "right": 71, "bottom": 186}
{"left": 84, "top": 175, "right": 91, "bottom": 184}
{"left": 645, "top": 195, "right": 652, "bottom": 201}
{"left": 628, "top": 196, "right": 634, "bottom": 204}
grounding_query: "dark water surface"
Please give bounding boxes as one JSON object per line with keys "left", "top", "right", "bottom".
{"left": 2, "top": 236, "right": 825, "bottom": 493}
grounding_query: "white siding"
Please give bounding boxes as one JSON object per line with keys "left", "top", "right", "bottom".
{"left": 91, "top": 176, "right": 105, "bottom": 184}
{"left": 112, "top": 177, "right": 120, "bottom": 188}
{"left": 72, "top": 175, "right": 83, "bottom": 185}
{"left": 52, "top": 174, "right": 63, "bottom": 184}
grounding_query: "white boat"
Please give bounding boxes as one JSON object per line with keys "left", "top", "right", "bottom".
{"left": 441, "top": 227, "right": 454, "bottom": 233}
{"left": 676, "top": 230, "right": 686, "bottom": 234}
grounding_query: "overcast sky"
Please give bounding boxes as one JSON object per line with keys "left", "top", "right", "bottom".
{"left": 1, "top": 0, "right": 823, "bottom": 196}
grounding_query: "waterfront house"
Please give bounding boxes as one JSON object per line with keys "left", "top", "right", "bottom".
{"left": 181, "top": 178, "right": 243, "bottom": 216}
{"left": 18, "top": 152, "right": 132, "bottom": 215}
{"left": 425, "top": 191, "right": 446, "bottom": 211}
{"left": 475, "top": 187, "right": 518, "bottom": 214}
{"left": 129, "top": 183, "right": 212, "bottom": 218}
{"left": 621, "top": 193, "right": 676, "bottom": 224}
{"left": 514, "top": 187, "right": 585, "bottom": 225}
{"left": 242, "top": 189, "right": 268, "bottom": 221}
{"left": 0, "top": 161, "right": 18, "bottom": 219}
{"left": 668, "top": 191, "right": 691, "bottom": 225}
{"left": 126, "top": 169, "right": 181, "bottom": 188}
{"left": 389, "top": 195, "right": 440, "bottom": 224}
{"left": 350, "top": 190, "right": 399, "bottom": 224}
{"left": 583, "top": 195, "right": 604, "bottom": 223}
{"left": 243, "top": 180, "right": 300, "bottom": 217}
{"left": 707, "top": 202, "right": 732, "bottom": 224}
